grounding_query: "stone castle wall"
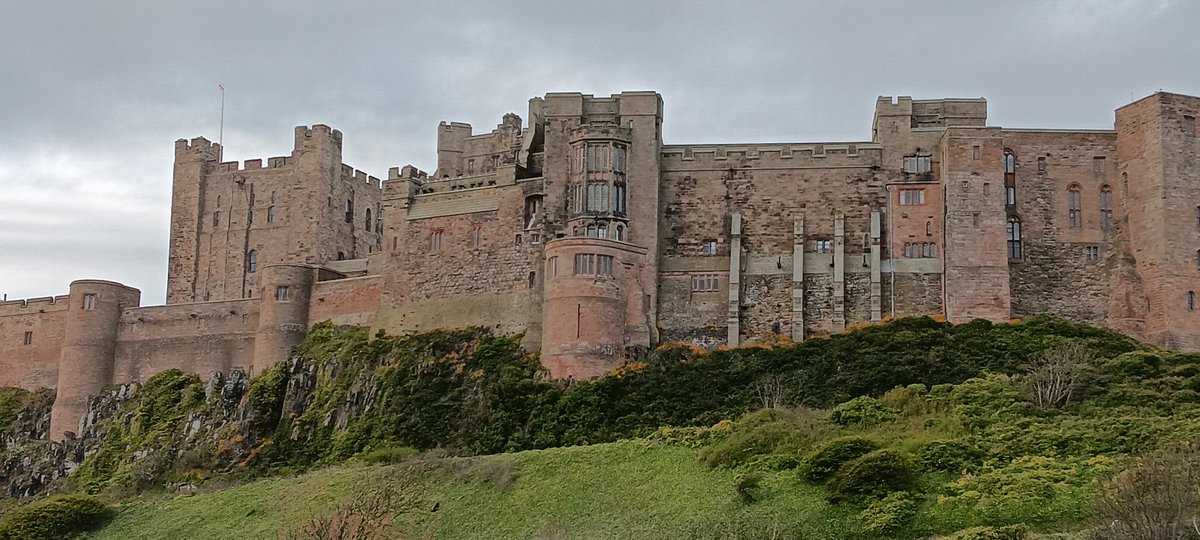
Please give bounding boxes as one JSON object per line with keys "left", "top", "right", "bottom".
{"left": 4, "top": 90, "right": 1200, "bottom": 440}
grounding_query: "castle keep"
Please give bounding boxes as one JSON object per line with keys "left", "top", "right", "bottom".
{"left": 3, "top": 90, "right": 1199, "bottom": 439}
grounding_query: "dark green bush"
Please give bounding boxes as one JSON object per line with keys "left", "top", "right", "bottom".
{"left": 359, "top": 446, "right": 419, "bottom": 465}
{"left": 940, "top": 525, "right": 1028, "bottom": 540}
{"left": 827, "top": 449, "right": 918, "bottom": 503}
{"left": 0, "top": 494, "right": 114, "bottom": 539}
{"left": 734, "top": 471, "right": 763, "bottom": 504}
{"left": 859, "top": 491, "right": 919, "bottom": 537}
{"left": 800, "top": 436, "right": 881, "bottom": 483}
{"left": 830, "top": 396, "right": 898, "bottom": 427}
{"left": 917, "top": 440, "right": 982, "bottom": 472}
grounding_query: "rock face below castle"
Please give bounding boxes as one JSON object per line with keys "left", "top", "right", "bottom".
{"left": 3, "top": 90, "right": 1198, "bottom": 439}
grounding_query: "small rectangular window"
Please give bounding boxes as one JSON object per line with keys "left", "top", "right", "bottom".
{"left": 1085, "top": 245, "right": 1100, "bottom": 262}
{"left": 275, "top": 286, "right": 290, "bottom": 302}
{"left": 1185, "top": 115, "right": 1196, "bottom": 136}
{"left": 1037, "top": 157, "right": 1046, "bottom": 172}
{"left": 815, "top": 239, "right": 832, "bottom": 254}
{"left": 22, "top": 331, "right": 32, "bottom": 346}
{"left": 1093, "top": 157, "right": 1106, "bottom": 174}
{"left": 691, "top": 273, "right": 721, "bottom": 292}
{"left": 467, "top": 159, "right": 475, "bottom": 174}
{"left": 899, "top": 188, "right": 925, "bottom": 206}
{"left": 901, "top": 155, "right": 931, "bottom": 173}
{"left": 82, "top": 294, "right": 97, "bottom": 310}
{"left": 701, "top": 239, "right": 717, "bottom": 256}
{"left": 972, "top": 146, "right": 980, "bottom": 160}
{"left": 431, "top": 230, "right": 442, "bottom": 250}
{"left": 213, "top": 211, "right": 220, "bottom": 227}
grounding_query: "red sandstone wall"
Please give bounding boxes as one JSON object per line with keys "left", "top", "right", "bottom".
{"left": 309, "top": 276, "right": 381, "bottom": 327}
{"left": 111, "top": 299, "right": 257, "bottom": 383}
{"left": 377, "top": 175, "right": 540, "bottom": 337}
{"left": 1003, "top": 130, "right": 1118, "bottom": 326}
{"left": 0, "top": 296, "right": 69, "bottom": 389}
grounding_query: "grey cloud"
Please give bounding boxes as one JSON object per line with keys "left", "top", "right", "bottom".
{"left": 1, "top": 0, "right": 1197, "bottom": 303}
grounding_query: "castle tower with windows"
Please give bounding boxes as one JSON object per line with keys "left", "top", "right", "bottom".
{"left": 3, "top": 89, "right": 1200, "bottom": 439}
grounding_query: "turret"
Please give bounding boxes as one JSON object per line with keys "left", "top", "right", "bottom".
{"left": 541, "top": 238, "right": 648, "bottom": 378}
{"left": 166, "top": 138, "right": 220, "bottom": 304}
{"left": 435, "top": 122, "right": 472, "bottom": 178}
{"left": 50, "top": 280, "right": 140, "bottom": 440}
{"left": 251, "top": 264, "right": 314, "bottom": 374}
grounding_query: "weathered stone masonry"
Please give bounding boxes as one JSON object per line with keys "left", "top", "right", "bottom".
{"left": 4, "top": 90, "right": 1200, "bottom": 439}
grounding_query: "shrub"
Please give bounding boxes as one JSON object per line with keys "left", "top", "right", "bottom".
{"left": 360, "top": 446, "right": 419, "bottom": 465}
{"left": 800, "top": 436, "right": 881, "bottom": 483}
{"left": 1091, "top": 444, "right": 1200, "bottom": 540}
{"left": 859, "top": 491, "right": 919, "bottom": 537}
{"left": 938, "top": 526, "right": 1028, "bottom": 540}
{"left": 698, "top": 409, "right": 833, "bottom": 469}
{"left": 1019, "top": 343, "right": 1093, "bottom": 409}
{"left": 827, "top": 449, "right": 918, "bottom": 503}
{"left": 734, "top": 471, "right": 764, "bottom": 504}
{"left": 0, "top": 494, "right": 114, "bottom": 539}
{"left": 917, "top": 439, "right": 982, "bottom": 472}
{"left": 830, "top": 396, "right": 898, "bottom": 427}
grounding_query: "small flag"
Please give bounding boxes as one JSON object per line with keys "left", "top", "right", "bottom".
{"left": 218, "top": 83, "right": 224, "bottom": 92}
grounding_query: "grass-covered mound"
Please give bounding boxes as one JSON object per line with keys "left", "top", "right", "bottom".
{"left": 246, "top": 316, "right": 1140, "bottom": 472}
{"left": 12, "top": 316, "right": 1195, "bottom": 538}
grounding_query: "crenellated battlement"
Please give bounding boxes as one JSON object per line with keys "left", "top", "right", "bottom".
{"left": 294, "top": 124, "right": 343, "bottom": 150}
{"left": 174, "top": 137, "right": 222, "bottom": 159}
{"left": 0, "top": 294, "right": 71, "bottom": 315}
{"left": 339, "top": 164, "right": 382, "bottom": 189}
{"left": 211, "top": 156, "right": 294, "bottom": 173}
{"left": 660, "top": 142, "right": 881, "bottom": 167}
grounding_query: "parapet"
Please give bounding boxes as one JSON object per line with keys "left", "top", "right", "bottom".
{"left": 0, "top": 294, "right": 71, "bottom": 315}
{"left": 174, "top": 137, "right": 222, "bottom": 160}
{"left": 339, "top": 164, "right": 382, "bottom": 189}
{"left": 660, "top": 142, "right": 881, "bottom": 166}
{"left": 294, "top": 124, "right": 343, "bottom": 151}
{"left": 875, "top": 96, "right": 987, "bottom": 129}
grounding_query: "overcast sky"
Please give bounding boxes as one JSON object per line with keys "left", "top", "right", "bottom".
{"left": 1, "top": 0, "right": 1196, "bottom": 305}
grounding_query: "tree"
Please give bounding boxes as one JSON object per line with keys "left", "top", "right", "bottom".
{"left": 1022, "top": 342, "right": 1091, "bottom": 408}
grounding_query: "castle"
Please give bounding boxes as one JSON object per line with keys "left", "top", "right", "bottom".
{"left": 2, "top": 90, "right": 1198, "bottom": 440}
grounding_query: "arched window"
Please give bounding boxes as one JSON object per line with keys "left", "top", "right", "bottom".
{"left": 1099, "top": 186, "right": 1112, "bottom": 230}
{"left": 246, "top": 250, "right": 258, "bottom": 273}
{"left": 528, "top": 271, "right": 536, "bottom": 289}
{"left": 337, "top": 252, "right": 345, "bottom": 260}
{"left": 365, "top": 209, "right": 372, "bottom": 231}
{"left": 1068, "top": 185, "right": 1082, "bottom": 228}
{"left": 1003, "top": 150, "right": 1017, "bottom": 207}
{"left": 1003, "top": 150, "right": 1016, "bottom": 174}
{"left": 1006, "top": 186, "right": 1016, "bottom": 206}
{"left": 1122, "top": 172, "right": 1129, "bottom": 198}
{"left": 615, "top": 225, "right": 624, "bottom": 242}
{"left": 597, "top": 225, "right": 607, "bottom": 239}
{"left": 430, "top": 230, "right": 442, "bottom": 250}
{"left": 1007, "top": 217, "right": 1022, "bottom": 260}
{"left": 926, "top": 221, "right": 933, "bottom": 236}
{"left": 267, "top": 206, "right": 276, "bottom": 223}
{"left": 1190, "top": 291, "right": 1195, "bottom": 312}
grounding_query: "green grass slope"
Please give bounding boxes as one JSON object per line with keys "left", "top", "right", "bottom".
{"left": 85, "top": 441, "right": 857, "bottom": 540}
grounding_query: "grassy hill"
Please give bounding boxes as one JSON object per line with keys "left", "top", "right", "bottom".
{"left": 83, "top": 441, "right": 857, "bottom": 540}
{"left": 1, "top": 316, "right": 1197, "bottom": 539}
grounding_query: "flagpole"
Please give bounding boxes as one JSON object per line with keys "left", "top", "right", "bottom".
{"left": 218, "top": 83, "right": 225, "bottom": 157}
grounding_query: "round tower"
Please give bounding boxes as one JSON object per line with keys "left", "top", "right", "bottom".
{"left": 540, "top": 238, "right": 647, "bottom": 379}
{"left": 50, "top": 280, "right": 141, "bottom": 440}
{"left": 251, "top": 264, "right": 314, "bottom": 374}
